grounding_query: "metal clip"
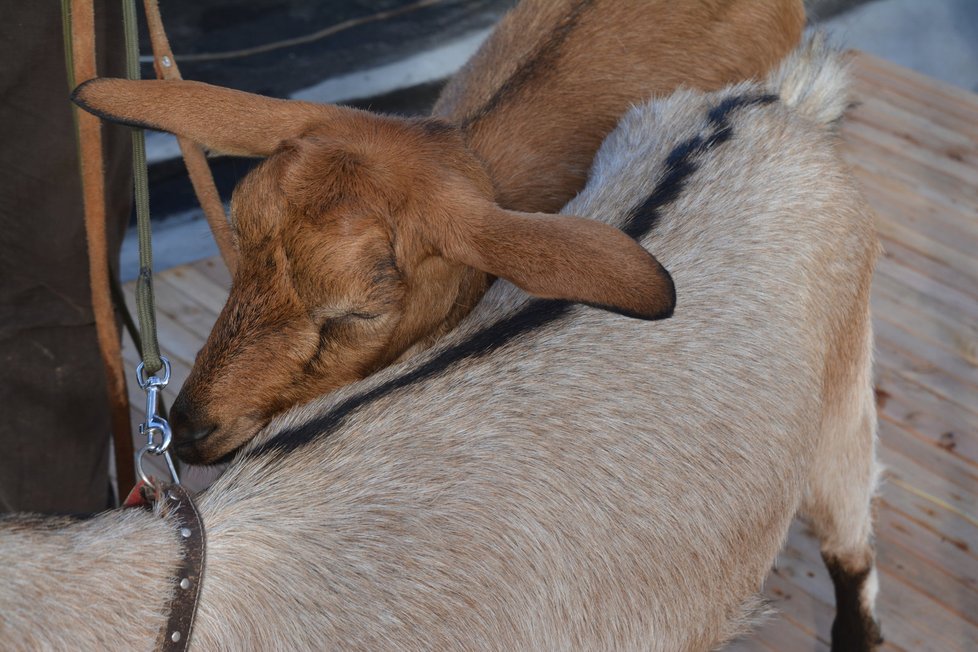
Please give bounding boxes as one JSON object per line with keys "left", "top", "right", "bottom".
{"left": 135, "top": 357, "right": 180, "bottom": 485}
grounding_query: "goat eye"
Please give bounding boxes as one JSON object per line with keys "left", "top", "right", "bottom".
{"left": 313, "top": 308, "right": 379, "bottom": 324}
{"left": 347, "top": 311, "right": 379, "bottom": 320}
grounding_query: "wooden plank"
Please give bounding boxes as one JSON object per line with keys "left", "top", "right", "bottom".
{"left": 876, "top": 340, "right": 978, "bottom": 444}
{"left": 879, "top": 472, "right": 978, "bottom": 564}
{"left": 874, "top": 307, "right": 978, "bottom": 396}
{"left": 877, "top": 416, "right": 978, "bottom": 500}
{"left": 873, "top": 319, "right": 978, "bottom": 419}
{"left": 842, "top": 143, "right": 978, "bottom": 239}
{"left": 845, "top": 154, "right": 978, "bottom": 263}
{"left": 871, "top": 281, "right": 978, "bottom": 370}
{"left": 845, "top": 87, "right": 978, "bottom": 162}
{"left": 843, "top": 99, "right": 978, "bottom": 208}
{"left": 189, "top": 256, "right": 233, "bottom": 291}
{"left": 875, "top": 254, "right": 978, "bottom": 327}
{"left": 876, "top": 235, "right": 978, "bottom": 304}
{"left": 760, "top": 568, "right": 834, "bottom": 649}
{"left": 873, "top": 562, "right": 978, "bottom": 652}
{"left": 157, "top": 265, "right": 229, "bottom": 317}
{"left": 119, "top": 280, "right": 208, "bottom": 369}
{"left": 875, "top": 371, "right": 978, "bottom": 468}
{"left": 876, "top": 503, "right": 978, "bottom": 597}
{"left": 725, "top": 608, "right": 831, "bottom": 651}
{"left": 849, "top": 54, "right": 978, "bottom": 141}
{"left": 151, "top": 274, "right": 222, "bottom": 343}
{"left": 870, "top": 208, "right": 978, "bottom": 289}
{"left": 875, "top": 341, "right": 978, "bottom": 432}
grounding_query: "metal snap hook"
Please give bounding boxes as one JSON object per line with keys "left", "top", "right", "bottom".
{"left": 134, "top": 356, "right": 180, "bottom": 485}
{"left": 136, "top": 357, "right": 171, "bottom": 390}
{"left": 141, "top": 415, "right": 172, "bottom": 454}
{"left": 135, "top": 442, "right": 181, "bottom": 487}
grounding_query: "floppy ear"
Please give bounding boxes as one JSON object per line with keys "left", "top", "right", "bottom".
{"left": 442, "top": 206, "right": 676, "bottom": 320}
{"left": 71, "top": 78, "right": 360, "bottom": 157}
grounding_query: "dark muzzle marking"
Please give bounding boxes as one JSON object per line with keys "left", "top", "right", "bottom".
{"left": 250, "top": 92, "right": 778, "bottom": 459}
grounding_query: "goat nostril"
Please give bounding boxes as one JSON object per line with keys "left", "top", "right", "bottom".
{"left": 169, "top": 394, "right": 216, "bottom": 445}
{"left": 171, "top": 411, "right": 217, "bottom": 445}
{"left": 190, "top": 426, "right": 217, "bottom": 441}
{"left": 175, "top": 423, "right": 217, "bottom": 445}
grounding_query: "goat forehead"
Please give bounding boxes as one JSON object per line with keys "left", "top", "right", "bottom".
{"left": 293, "top": 123, "right": 442, "bottom": 177}
{"left": 223, "top": 277, "right": 299, "bottom": 325}
{"left": 283, "top": 212, "right": 392, "bottom": 271}
{"left": 228, "top": 146, "right": 377, "bottom": 233}
{"left": 230, "top": 177, "right": 289, "bottom": 242}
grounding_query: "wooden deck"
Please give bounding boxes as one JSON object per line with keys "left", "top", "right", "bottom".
{"left": 122, "top": 53, "right": 978, "bottom": 651}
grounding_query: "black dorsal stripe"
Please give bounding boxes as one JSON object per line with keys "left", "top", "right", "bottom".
{"left": 620, "top": 93, "right": 777, "bottom": 240}
{"left": 250, "top": 299, "right": 572, "bottom": 457}
{"left": 458, "top": 1, "right": 594, "bottom": 131}
{"left": 249, "top": 92, "right": 778, "bottom": 458}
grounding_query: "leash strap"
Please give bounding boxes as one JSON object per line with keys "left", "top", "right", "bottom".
{"left": 123, "top": 0, "right": 163, "bottom": 375}
{"left": 62, "top": 0, "right": 136, "bottom": 491}
{"left": 142, "top": 0, "right": 238, "bottom": 275}
{"left": 121, "top": 0, "right": 180, "bottom": 485}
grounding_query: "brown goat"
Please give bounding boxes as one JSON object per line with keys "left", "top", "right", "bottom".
{"left": 73, "top": 0, "right": 805, "bottom": 464}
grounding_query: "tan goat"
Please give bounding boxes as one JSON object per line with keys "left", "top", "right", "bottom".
{"left": 3, "top": 38, "right": 880, "bottom": 651}
{"left": 73, "top": 0, "right": 806, "bottom": 464}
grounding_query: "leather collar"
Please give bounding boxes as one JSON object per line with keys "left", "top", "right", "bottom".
{"left": 126, "top": 482, "right": 206, "bottom": 651}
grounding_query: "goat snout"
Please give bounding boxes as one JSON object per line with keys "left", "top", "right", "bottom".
{"left": 168, "top": 391, "right": 265, "bottom": 464}
{"left": 169, "top": 395, "right": 217, "bottom": 453}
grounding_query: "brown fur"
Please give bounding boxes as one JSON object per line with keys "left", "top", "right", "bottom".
{"left": 72, "top": 0, "right": 805, "bottom": 462}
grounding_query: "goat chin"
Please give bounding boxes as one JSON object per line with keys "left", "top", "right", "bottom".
{"left": 0, "top": 36, "right": 881, "bottom": 652}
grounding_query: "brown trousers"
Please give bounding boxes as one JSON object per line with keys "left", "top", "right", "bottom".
{"left": 0, "top": 1, "right": 132, "bottom": 513}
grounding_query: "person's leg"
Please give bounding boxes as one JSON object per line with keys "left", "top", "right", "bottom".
{"left": 0, "top": 0, "right": 132, "bottom": 513}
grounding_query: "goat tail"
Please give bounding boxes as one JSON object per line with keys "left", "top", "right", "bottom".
{"left": 767, "top": 32, "right": 851, "bottom": 127}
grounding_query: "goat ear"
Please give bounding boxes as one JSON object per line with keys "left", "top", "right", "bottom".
{"left": 71, "top": 78, "right": 357, "bottom": 157}
{"left": 444, "top": 207, "right": 676, "bottom": 320}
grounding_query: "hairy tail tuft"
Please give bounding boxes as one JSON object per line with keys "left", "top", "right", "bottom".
{"left": 767, "top": 32, "right": 851, "bottom": 126}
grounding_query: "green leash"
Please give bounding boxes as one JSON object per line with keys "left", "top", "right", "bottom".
{"left": 123, "top": 0, "right": 163, "bottom": 376}
{"left": 123, "top": 0, "right": 179, "bottom": 485}
{"left": 62, "top": 0, "right": 178, "bottom": 488}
